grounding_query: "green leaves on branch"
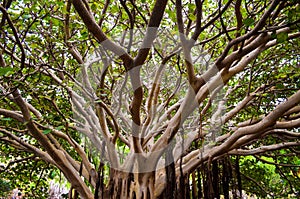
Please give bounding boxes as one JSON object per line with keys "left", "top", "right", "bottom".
{"left": 0, "top": 179, "right": 11, "bottom": 197}
{"left": 0, "top": 67, "right": 15, "bottom": 76}
{"left": 243, "top": 17, "right": 255, "bottom": 27}
{"left": 188, "top": 13, "right": 196, "bottom": 21}
{"left": 271, "top": 32, "right": 289, "bottom": 43}
{"left": 42, "top": 129, "right": 52, "bottom": 135}
{"left": 0, "top": 118, "right": 12, "bottom": 121}
{"left": 276, "top": 32, "right": 288, "bottom": 43}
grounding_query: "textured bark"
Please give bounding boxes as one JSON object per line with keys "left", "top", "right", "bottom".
{"left": 197, "top": 168, "right": 203, "bottom": 198}
{"left": 1, "top": 1, "right": 299, "bottom": 199}
{"left": 100, "top": 170, "right": 158, "bottom": 199}
{"left": 222, "top": 159, "right": 230, "bottom": 199}
{"left": 212, "top": 160, "right": 220, "bottom": 199}
{"left": 235, "top": 156, "right": 243, "bottom": 198}
{"left": 131, "top": 172, "right": 155, "bottom": 199}
{"left": 161, "top": 146, "right": 176, "bottom": 199}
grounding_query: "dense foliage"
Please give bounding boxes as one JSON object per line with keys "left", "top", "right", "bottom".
{"left": 0, "top": 0, "right": 299, "bottom": 198}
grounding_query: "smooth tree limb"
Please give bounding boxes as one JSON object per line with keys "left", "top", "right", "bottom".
{"left": 0, "top": 0, "right": 299, "bottom": 198}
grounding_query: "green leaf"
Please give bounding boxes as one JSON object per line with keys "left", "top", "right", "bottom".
{"left": 1, "top": 118, "right": 12, "bottom": 121}
{"left": 275, "top": 83, "right": 284, "bottom": 89}
{"left": 52, "top": 18, "right": 60, "bottom": 26}
{"left": 55, "top": 126, "right": 64, "bottom": 130}
{"left": 91, "top": 2, "right": 98, "bottom": 10}
{"left": 110, "top": 5, "right": 119, "bottom": 13}
{"left": 29, "top": 182, "right": 35, "bottom": 188}
{"left": 42, "top": 129, "right": 52, "bottom": 134}
{"left": 188, "top": 13, "right": 196, "bottom": 21}
{"left": 49, "top": 170, "right": 57, "bottom": 179}
{"left": 99, "top": 93, "right": 107, "bottom": 97}
{"left": 23, "top": 14, "right": 31, "bottom": 19}
{"left": 0, "top": 67, "right": 14, "bottom": 76}
{"left": 57, "top": 1, "right": 64, "bottom": 7}
{"left": 188, "top": 3, "right": 196, "bottom": 12}
{"left": 80, "top": 31, "right": 88, "bottom": 39}
{"left": 95, "top": 99, "right": 102, "bottom": 103}
{"left": 277, "top": 32, "right": 288, "bottom": 43}
{"left": 166, "top": 9, "right": 176, "bottom": 22}
{"left": 243, "top": 18, "right": 255, "bottom": 26}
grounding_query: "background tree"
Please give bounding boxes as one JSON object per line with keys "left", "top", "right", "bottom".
{"left": 0, "top": 0, "right": 299, "bottom": 198}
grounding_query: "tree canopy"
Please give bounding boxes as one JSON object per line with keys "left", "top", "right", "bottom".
{"left": 0, "top": 0, "right": 299, "bottom": 198}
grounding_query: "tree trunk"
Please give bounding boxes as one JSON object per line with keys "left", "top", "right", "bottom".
{"left": 212, "top": 160, "right": 220, "bottom": 199}
{"left": 94, "top": 157, "right": 239, "bottom": 198}
{"left": 235, "top": 156, "right": 242, "bottom": 198}
{"left": 130, "top": 172, "right": 156, "bottom": 199}
{"left": 103, "top": 169, "right": 156, "bottom": 199}
{"left": 106, "top": 170, "right": 132, "bottom": 199}
{"left": 222, "top": 159, "right": 230, "bottom": 199}
{"left": 159, "top": 145, "right": 176, "bottom": 199}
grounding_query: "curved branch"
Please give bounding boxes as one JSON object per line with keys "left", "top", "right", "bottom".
{"left": 11, "top": 89, "right": 94, "bottom": 199}
{"left": 133, "top": 0, "right": 168, "bottom": 68}
{"left": 0, "top": 128, "right": 55, "bottom": 164}
{"left": 64, "top": 0, "right": 84, "bottom": 64}
{"left": 0, "top": 5, "right": 26, "bottom": 69}
{"left": 120, "top": 0, "right": 134, "bottom": 52}
{"left": 254, "top": 155, "right": 300, "bottom": 168}
{"left": 215, "top": 0, "right": 280, "bottom": 66}
{"left": 72, "top": 0, "right": 132, "bottom": 68}
{"left": 195, "top": 0, "right": 233, "bottom": 41}
{"left": 0, "top": 108, "right": 25, "bottom": 122}
{"left": 274, "top": 118, "right": 300, "bottom": 129}
{"left": 233, "top": 0, "right": 242, "bottom": 51}
{"left": 179, "top": 75, "right": 300, "bottom": 177}
{"left": 37, "top": 124, "right": 97, "bottom": 184}
{"left": 229, "top": 141, "right": 300, "bottom": 155}
{"left": 96, "top": 100, "right": 123, "bottom": 144}
{"left": 98, "top": 0, "right": 110, "bottom": 27}
{"left": 142, "top": 48, "right": 181, "bottom": 142}
{"left": 129, "top": 0, "right": 148, "bottom": 25}
{"left": 221, "top": 86, "right": 265, "bottom": 124}
{"left": 240, "top": 172, "right": 270, "bottom": 195}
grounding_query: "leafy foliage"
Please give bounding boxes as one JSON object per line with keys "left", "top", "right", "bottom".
{"left": 0, "top": 178, "right": 11, "bottom": 197}
{"left": 0, "top": 0, "right": 299, "bottom": 198}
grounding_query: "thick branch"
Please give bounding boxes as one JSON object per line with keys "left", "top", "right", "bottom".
{"left": 11, "top": 89, "right": 94, "bottom": 199}
{"left": 133, "top": 0, "right": 168, "bottom": 67}
{"left": 229, "top": 142, "right": 300, "bottom": 155}
{"left": 215, "top": 0, "right": 280, "bottom": 66}
{"left": 0, "top": 108, "right": 25, "bottom": 122}
{"left": 72, "top": 0, "right": 132, "bottom": 68}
